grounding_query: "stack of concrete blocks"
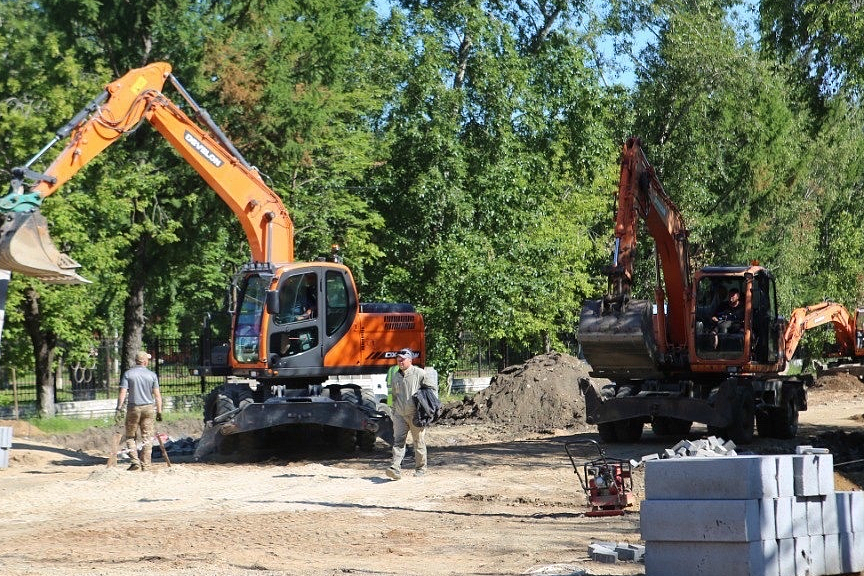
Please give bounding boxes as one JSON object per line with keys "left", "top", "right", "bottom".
{"left": 0, "top": 426, "right": 11, "bottom": 469}
{"left": 640, "top": 448, "right": 864, "bottom": 576}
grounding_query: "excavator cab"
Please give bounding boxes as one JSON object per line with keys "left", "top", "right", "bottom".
{"left": 693, "top": 266, "right": 781, "bottom": 366}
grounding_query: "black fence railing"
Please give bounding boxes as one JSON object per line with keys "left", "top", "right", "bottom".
{"left": 453, "top": 334, "right": 579, "bottom": 378}
{"left": 0, "top": 338, "right": 224, "bottom": 407}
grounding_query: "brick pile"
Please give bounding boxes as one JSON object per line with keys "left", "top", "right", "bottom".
{"left": 640, "top": 447, "right": 864, "bottom": 575}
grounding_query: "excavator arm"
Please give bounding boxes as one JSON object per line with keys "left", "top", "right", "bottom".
{"left": 579, "top": 137, "right": 693, "bottom": 378}
{"left": 605, "top": 136, "right": 692, "bottom": 349}
{"left": 1, "top": 62, "right": 294, "bottom": 282}
{"left": 783, "top": 301, "right": 862, "bottom": 361}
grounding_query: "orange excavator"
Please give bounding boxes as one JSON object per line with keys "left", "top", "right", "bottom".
{"left": 784, "top": 301, "right": 864, "bottom": 380}
{"left": 579, "top": 137, "right": 811, "bottom": 444}
{"left": 1, "top": 62, "right": 425, "bottom": 455}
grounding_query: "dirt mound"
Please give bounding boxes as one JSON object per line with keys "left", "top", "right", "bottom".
{"left": 440, "top": 352, "right": 589, "bottom": 434}
{"left": 813, "top": 372, "right": 862, "bottom": 393}
{"left": 49, "top": 418, "right": 204, "bottom": 453}
{"left": 0, "top": 419, "right": 47, "bottom": 438}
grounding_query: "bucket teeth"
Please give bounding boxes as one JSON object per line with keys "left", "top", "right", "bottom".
{"left": 0, "top": 212, "right": 91, "bottom": 284}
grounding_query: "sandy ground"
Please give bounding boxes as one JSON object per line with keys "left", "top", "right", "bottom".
{"left": 2, "top": 383, "right": 864, "bottom": 576}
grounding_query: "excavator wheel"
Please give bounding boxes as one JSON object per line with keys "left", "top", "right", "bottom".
{"left": 0, "top": 212, "right": 90, "bottom": 284}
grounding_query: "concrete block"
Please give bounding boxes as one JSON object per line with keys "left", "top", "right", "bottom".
{"left": 805, "top": 496, "right": 824, "bottom": 536}
{"left": 792, "top": 497, "right": 809, "bottom": 538}
{"left": 817, "top": 454, "right": 834, "bottom": 495}
{"left": 809, "top": 534, "right": 826, "bottom": 576}
{"left": 851, "top": 532, "right": 864, "bottom": 573}
{"left": 833, "top": 492, "right": 853, "bottom": 534}
{"left": 590, "top": 545, "right": 617, "bottom": 564}
{"left": 777, "top": 538, "right": 796, "bottom": 576}
{"left": 644, "top": 540, "right": 778, "bottom": 576}
{"left": 822, "top": 493, "right": 839, "bottom": 535}
{"left": 851, "top": 491, "right": 864, "bottom": 532}
{"left": 794, "top": 537, "right": 811, "bottom": 576}
{"left": 640, "top": 499, "right": 773, "bottom": 542}
{"left": 775, "top": 455, "right": 795, "bottom": 498}
{"left": 793, "top": 454, "right": 820, "bottom": 496}
{"left": 775, "top": 497, "right": 794, "bottom": 539}
{"left": 0, "top": 426, "right": 10, "bottom": 470}
{"left": 615, "top": 543, "right": 645, "bottom": 562}
{"left": 824, "top": 533, "right": 842, "bottom": 575}
{"left": 644, "top": 456, "right": 781, "bottom": 500}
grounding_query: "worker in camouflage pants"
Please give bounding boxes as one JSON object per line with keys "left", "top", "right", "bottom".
{"left": 116, "top": 351, "right": 163, "bottom": 471}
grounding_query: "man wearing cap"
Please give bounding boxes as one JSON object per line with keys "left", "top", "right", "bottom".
{"left": 386, "top": 348, "right": 429, "bottom": 480}
{"left": 116, "top": 351, "right": 162, "bottom": 471}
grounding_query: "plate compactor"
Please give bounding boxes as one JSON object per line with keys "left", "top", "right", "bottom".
{"left": 564, "top": 439, "right": 636, "bottom": 516}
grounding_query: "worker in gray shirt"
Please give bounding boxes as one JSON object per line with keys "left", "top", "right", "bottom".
{"left": 116, "top": 350, "right": 162, "bottom": 471}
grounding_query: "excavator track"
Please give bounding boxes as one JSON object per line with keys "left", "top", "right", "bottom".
{"left": 578, "top": 298, "right": 661, "bottom": 379}
{"left": 0, "top": 212, "right": 90, "bottom": 284}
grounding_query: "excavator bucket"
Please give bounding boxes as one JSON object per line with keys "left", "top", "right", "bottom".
{"left": 0, "top": 212, "right": 90, "bottom": 284}
{"left": 578, "top": 298, "right": 660, "bottom": 380}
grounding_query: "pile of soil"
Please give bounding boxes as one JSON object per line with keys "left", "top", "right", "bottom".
{"left": 812, "top": 372, "right": 862, "bottom": 393}
{"left": 440, "top": 352, "right": 590, "bottom": 434}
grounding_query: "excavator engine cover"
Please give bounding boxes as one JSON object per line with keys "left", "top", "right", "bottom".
{"left": 579, "top": 298, "right": 661, "bottom": 379}
{"left": 0, "top": 212, "right": 90, "bottom": 284}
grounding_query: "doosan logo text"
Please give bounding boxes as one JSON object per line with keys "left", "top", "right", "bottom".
{"left": 184, "top": 131, "right": 223, "bottom": 167}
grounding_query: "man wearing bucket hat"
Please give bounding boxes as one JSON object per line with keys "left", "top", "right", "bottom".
{"left": 116, "top": 350, "right": 162, "bottom": 471}
{"left": 386, "top": 348, "right": 429, "bottom": 480}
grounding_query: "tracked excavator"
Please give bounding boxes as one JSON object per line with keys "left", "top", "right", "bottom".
{"left": 1, "top": 62, "right": 425, "bottom": 456}
{"left": 578, "top": 137, "right": 810, "bottom": 444}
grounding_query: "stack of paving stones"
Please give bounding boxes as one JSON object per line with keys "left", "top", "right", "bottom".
{"left": 640, "top": 446, "right": 864, "bottom": 575}
{"left": 588, "top": 542, "right": 645, "bottom": 564}
{"left": 632, "top": 435, "right": 737, "bottom": 468}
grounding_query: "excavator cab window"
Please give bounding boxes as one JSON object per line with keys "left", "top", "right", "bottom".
{"left": 275, "top": 272, "right": 318, "bottom": 324}
{"left": 751, "top": 271, "right": 779, "bottom": 363}
{"left": 695, "top": 277, "right": 746, "bottom": 360}
{"left": 325, "top": 271, "right": 349, "bottom": 336}
{"left": 269, "top": 272, "right": 320, "bottom": 362}
{"left": 233, "top": 275, "right": 269, "bottom": 363}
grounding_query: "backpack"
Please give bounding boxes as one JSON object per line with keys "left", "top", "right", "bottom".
{"left": 412, "top": 387, "right": 442, "bottom": 427}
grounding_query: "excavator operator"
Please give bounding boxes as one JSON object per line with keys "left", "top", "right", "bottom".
{"left": 710, "top": 288, "right": 744, "bottom": 348}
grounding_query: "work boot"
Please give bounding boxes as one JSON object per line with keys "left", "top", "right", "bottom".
{"left": 127, "top": 462, "right": 141, "bottom": 471}
{"left": 385, "top": 466, "right": 402, "bottom": 480}
{"left": 415, "top": 468, "right": 427, "bottom": 477}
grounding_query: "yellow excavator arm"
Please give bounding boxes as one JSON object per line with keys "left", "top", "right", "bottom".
{"left": 1, "top": 62, "right": 295, "bottom": 283}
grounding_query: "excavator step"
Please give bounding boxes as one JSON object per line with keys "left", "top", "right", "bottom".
{"left": 0, "top": 212, "right": 90, "bottom": 284}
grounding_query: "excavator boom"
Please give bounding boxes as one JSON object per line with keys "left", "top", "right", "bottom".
{"left": 1, "top": 62, "right": 293, "bottom": 283}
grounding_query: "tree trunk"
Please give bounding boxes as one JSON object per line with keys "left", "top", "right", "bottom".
{"left": 122, "top": 235, "right": 149, "bottom": 372}
{"left": 22, "top": 287, "right": 57, "bottom": 417}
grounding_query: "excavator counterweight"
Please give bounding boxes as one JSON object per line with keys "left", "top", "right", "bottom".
{"left": 0, "top": 212, "right": 89, "bottom": 284}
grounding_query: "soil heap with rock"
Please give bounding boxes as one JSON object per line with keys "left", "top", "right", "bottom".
{"left": 440, "top": 352, "right": 590, "bottom": 434}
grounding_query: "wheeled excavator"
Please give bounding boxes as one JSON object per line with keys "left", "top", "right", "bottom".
{"left": 578, "top": 137, "right": 810, "bottom": 444}
{"left": 785, "top": 301, "right": 864, "bottom": 381}
{"left": 1, "top": 62, "right": 425, "bottom": 456}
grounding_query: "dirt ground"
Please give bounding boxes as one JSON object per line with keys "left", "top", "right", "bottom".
{"left": 2, "top": 353, "right": 864, "bottom": 576}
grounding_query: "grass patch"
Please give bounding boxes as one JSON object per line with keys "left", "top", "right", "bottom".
{"left": 28, "top": 416, "right": 113, "bottom": 435}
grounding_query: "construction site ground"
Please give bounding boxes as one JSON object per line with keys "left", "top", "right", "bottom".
{"left": 3, "top": 353, "right": 864, "bottom": 576}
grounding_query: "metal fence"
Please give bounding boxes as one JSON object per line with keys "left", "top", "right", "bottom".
{"left": 0, "top": 338, "right": 219, "bottom": 407}
{"left": 453, "top": 334, "right": 579, "bottom": 378}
